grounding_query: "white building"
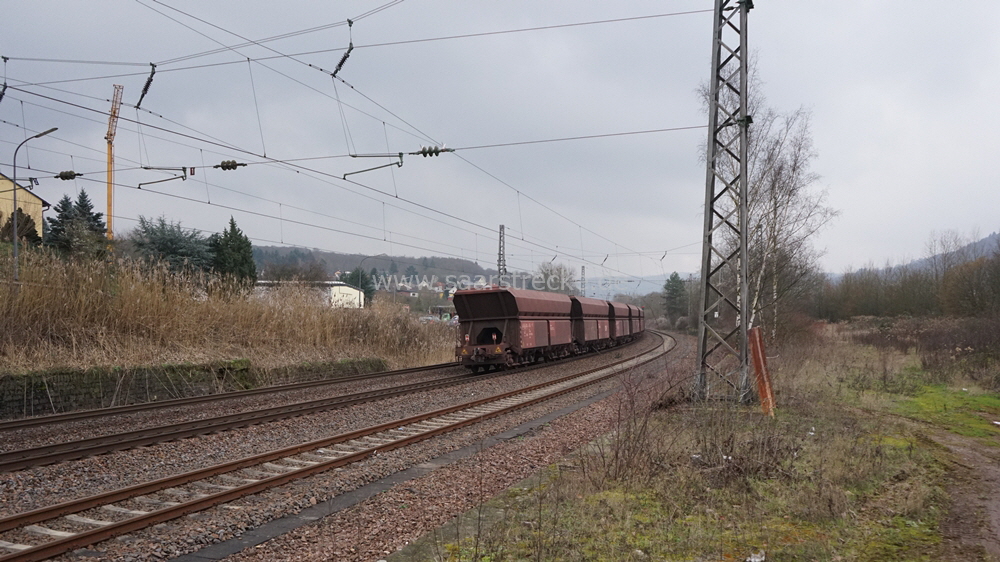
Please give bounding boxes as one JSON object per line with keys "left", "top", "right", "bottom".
{"left": 255, "top": 280, "right": 364, "bottom": 308}
{"left": 329, "top": 282, "right": 364, "bottom": 308}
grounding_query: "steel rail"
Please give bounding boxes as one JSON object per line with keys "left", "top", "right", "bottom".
{"left": 0, "top": 370, "right": 492, "bottom": 472}
{"left": 0, "top": 362, "right": 458, "bottom": 432}
{"left": 0, "top": 332, "right": 671, "bottom": 562}
{"left": 1, "top": 337, "right": 647, "bottom": 472}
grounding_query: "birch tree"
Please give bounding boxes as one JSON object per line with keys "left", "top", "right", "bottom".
{"left": 703, "top": 71, "right": 837, "bottom": 341}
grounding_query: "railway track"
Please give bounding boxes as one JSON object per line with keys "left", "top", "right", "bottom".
{"left": 0, "top": 362, "right": 458, "bottom": 432}
{"left": 0, "top": 371, "right": 487, "bottom": 472}
{"left": 0, "top": 332, "right": 672, "bottom": 562}
{"left": 0, "top": 338, "right": 646, "bottom": 473}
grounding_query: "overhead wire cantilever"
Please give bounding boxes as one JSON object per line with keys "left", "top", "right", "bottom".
{"left": 137, "top": 166, "right": 188, "bottom": 189}
{"left": 342, "top": 153, "right": 403, "bottom": 179}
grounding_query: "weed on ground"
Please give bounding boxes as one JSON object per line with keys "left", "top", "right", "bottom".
{"left": 406, "top": 323, "right": 1000, "bottom": 561}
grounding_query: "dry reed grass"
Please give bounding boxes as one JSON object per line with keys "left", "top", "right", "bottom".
{"left": 0, "top": 251, "right": 453, "bottom": 374}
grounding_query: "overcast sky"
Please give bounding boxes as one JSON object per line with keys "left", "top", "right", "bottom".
{"left": 3, "top": 1, "right": 998, "bottom": 293}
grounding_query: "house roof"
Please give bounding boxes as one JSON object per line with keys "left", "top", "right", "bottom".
{"left": 0, "top": 172, "right": 52, "bottom": 209}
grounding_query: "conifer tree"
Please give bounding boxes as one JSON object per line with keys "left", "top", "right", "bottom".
{"left": 663, "top": 272, "right": 688, "bottom": 320}
{"left": 209, "top": 217, "right": 257, "bottom": 284}
{"left": 131, "top": 216, "right": 213, "bottom": 272}
{"left": 45, "top": 190, "right": 107, "bottom": 257}
{"left": 73, "top": 190, "right": 106, "bottom": 235}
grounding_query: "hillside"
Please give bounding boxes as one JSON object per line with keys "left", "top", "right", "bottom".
{"left": 252, "top": 246, "right": 496, "bottom": 282}
{"left": 903, "top": 230, "right": 1000, "bottom": 271}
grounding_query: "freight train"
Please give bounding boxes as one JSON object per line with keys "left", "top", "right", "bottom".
{"left": 452, "top": 287, "right": 644, "bottom": 372}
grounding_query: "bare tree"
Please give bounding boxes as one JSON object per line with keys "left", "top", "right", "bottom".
{"left": 533, "top": 262, "right": 578, "bottom": 294}
{"left": 702, "top": 68, "right": 838, "bottom": 341}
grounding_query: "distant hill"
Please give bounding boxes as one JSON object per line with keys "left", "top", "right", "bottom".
{"left": 902, "top": 231, "right": 1000, "bottom": 271}
{"left": 824, "top": 231, "right": 1000, "bottom": 280}
{"left": 252, "top": 246, "right": 496, "bottom": 282}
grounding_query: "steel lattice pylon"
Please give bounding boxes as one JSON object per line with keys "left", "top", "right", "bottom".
{"left": 497, "top": 224, "right": 507, "bottom": 280}
{"left": 696, "top": 0, "right": 753, "bottom": 401}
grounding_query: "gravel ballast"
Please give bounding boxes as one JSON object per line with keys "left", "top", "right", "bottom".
{"left": 1, "top": 333, "right": 687, "bottom": 561}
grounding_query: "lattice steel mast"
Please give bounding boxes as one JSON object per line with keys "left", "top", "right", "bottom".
{"left": 497, "top": 224, "right": 507, "bottom": 283}
{"left": 696, "top": 0, "right": 753, "bottom": 401}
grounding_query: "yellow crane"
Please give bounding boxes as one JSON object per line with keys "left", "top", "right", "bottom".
{"left": 105, "top": 84, "right": 123, "bottom": 240}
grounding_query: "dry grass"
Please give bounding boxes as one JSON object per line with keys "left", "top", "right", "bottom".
{"left": 428, "top": 327, "right": 951, "bottom": 561}
{"left": 0, "top": 251, "right": 453, "bottom": 374}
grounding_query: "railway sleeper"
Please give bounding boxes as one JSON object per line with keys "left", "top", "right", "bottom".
{"left": 191, "top": 481, "right": 235, "bottom": 491}
{"left": 281, "top": 457, "right": 319, "bottom": 466}
{"left": 407, "top": 422, "right": 439, "bottom": 430}
{"left": 101, "top": 505, "right": 150, "bottom": 516}
{"left": 243, "top": 468, "right": 286, "bottom": 479}
{"left": 385, "top": 429, "right": 420, "bottom": 437}
{"left": 64, "top": 514, "right": 114, "bottom": 527}
{"left": 411, "top": 421, "right": 440, "bottom": 428}
{"left": 0, "top": 539, "right": 31, "bottom": 551}
{"left": 161, "top": 487, "right": 208, "bottom": 499}
{"left": 316, "top": 448, "right": 356, "bottom": 456}
{"left": 262, "top": 462, "right": 299, "bottom": 473}
{"left": 134, "top": 495, "right": 182, "bottom": 507}
{"left": 24, "top": 525, "right": 75, "bottom": 538}
{"left": 300, "top": 452, "right": 339, "bottom": 462}
{"left": 218, "top": 474, "right": 259, "bottom": 485}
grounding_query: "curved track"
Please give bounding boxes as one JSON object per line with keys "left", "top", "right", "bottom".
{"left": 0, "top": 332, "right": 673, "bottom": 562}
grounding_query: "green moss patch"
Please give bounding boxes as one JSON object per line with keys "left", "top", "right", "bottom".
{"left": 895, "top": 385, "right": 1000, "bottom": 440}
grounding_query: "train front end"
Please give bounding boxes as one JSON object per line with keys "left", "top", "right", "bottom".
{"left": 455, "top": 333, "right": 510, "bottom": 368}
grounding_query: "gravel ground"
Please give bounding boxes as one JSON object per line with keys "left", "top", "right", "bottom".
{"left": 0, "top": 335, "right": 670, "bottom": 560}
{"left": 1, "top": 345, "right": 647, "bottom": 520}
{"left": 218, "top": 334, "right": 695, "bottom": 562}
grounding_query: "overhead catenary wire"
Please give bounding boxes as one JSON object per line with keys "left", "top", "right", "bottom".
{"left": 5, "top": 6, "right": 694, "bottom": 262}
{"left": 0, "top": 56, "right": 7, "bottom": 106}
{"left": 17, "top": 157, "right": 638, "bottom": 281}
{"left": 33, "top": 168, "right": 494, "bottom": 264}
{"left": 7, "top": 9, "right": 711, "bottom": 89}
{"left": 4, "top": 85, "right": 688, "bottom": 281}
{"left": 1, "top": 5, "right": 706, "bottom": 282}
{"left": 4, "top": 82, "right": 691, "bottom": 275}
{"left": 9, "top": 8, "right": 709, "bottom": 71}
{"left": 12, "top": 159, "right": 495, "bottom": 259}
{"left": 245, "top": 59, "right": 267, "bottom": 157}
{"left": 151, "top": 0, "right": 402, "bottom": 66}
{"left": 110, "top": 214, "right": 498, "bottom": 280}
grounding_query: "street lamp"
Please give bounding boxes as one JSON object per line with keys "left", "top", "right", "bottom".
{"left": 10, "top": 127, "right": 57, "bottom": 288}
